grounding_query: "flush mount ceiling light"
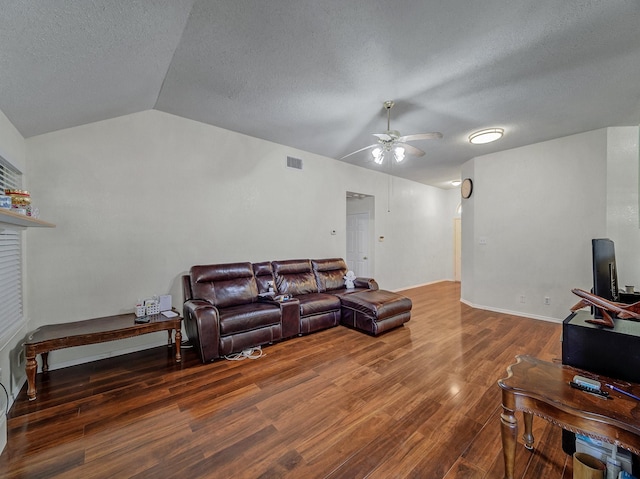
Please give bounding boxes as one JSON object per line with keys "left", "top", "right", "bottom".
{"left": 469, "top": 128, "right": 504, "bottom": 144}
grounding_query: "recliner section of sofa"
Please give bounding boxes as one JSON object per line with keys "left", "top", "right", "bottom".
{"left": 311, "top": 258, "right": 378, "bottom": 295}
{"left": 272, "top": 259, "right": 342, "bottom": 335}
{"left": 182, "top": 258, "right": 402, "bottom": 363}
{"left": 183, "top": 262, "right": 283, "bottom": 362}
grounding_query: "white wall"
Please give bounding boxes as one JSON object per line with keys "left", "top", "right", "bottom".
{"left": 23, "top": 110, "right": 457, "bottom": 372}
{"left": 606, "top": 126, "right": 640, "bottom": 287}
{"left": 461, "top": 129, "right": 610, "bottom": 321}
{"left": 462, "top": 126, "right": 640, "bottom": 322}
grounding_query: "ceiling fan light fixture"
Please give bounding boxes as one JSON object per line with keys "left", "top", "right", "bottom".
{"left": 394, "top": 146, "right": 405, "bottom": 163}
{"left": 372, "top": 147, "right": 384, "bottom": 164}
{"left": 469, "top": 128, "right": 504, "bottom": 144}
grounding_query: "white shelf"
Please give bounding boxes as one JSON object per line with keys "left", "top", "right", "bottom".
{"left": 0, "top": 209, "right": 55, "bottom": 229}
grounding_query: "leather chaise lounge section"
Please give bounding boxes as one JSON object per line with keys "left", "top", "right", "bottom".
{"left": 182, "top": 258, "right": 411, "bottom": 363}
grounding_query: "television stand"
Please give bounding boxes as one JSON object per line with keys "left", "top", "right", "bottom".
{"left": 562, "top": 309, "right": 640, "bottom": 470}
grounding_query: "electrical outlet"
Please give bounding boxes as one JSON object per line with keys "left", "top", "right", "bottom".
{"left": 520, "top": 295, "right": 526, "bottom": 304}
{"left": 544, "top": 297, "right": 551, "bottom": 305}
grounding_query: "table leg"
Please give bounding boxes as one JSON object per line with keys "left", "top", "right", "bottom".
{"left": 523, "top": 411, "right": 534, "bottom": 450}
{"left": 175, "top": 329, "right": 182, "bottom": 362}
{"left": 26, "top": 353, "right": 37, "bottom": 401}
{"left": 500, "top": 405, "right": 518, "bottom": 479}
{"left": 42, "top": 352, "right": 49, "bottom": 372}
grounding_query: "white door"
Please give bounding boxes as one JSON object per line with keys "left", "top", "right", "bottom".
{"left": 347, "top": 212, "right": 370, "bottom": 277}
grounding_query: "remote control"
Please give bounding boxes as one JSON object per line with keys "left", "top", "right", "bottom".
{"left": 569, "top": 381, "right": 609, "bottom": 398}
{"left": 573, "top": 374, "right": 601, "bottom": 391}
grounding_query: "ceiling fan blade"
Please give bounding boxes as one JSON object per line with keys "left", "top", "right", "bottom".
{"left": 397, "top": 132, "right": 443, "bottom": 142}
{"left": 372, "top": 133, "right": 393, "bottom": 142}
{"left": 340, "top": 144, "right": 378, "bottom": 160}
{"left": 396, "top": 142, "right": 425, "bottom": 157}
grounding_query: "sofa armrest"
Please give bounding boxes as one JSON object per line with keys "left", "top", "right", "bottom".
{"left": 355, "top": 277, "right": 378, "bottom": 291}
{"left": 183, "top": 299, "right": 220, "bottom": 362}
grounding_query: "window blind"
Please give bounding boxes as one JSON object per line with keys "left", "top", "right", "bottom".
{"left": 0, "top": 160, "right": 23, "bottom": 339}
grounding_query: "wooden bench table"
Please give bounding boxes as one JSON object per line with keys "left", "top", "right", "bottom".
{"left": 25, "top": 312, "right": 182, "bottom": 400}
{"left": 498, "top": 355, "right": 640, "bottom": 479}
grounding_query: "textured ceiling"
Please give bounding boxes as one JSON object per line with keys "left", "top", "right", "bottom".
{"left": 1, "top": 1, "right": 639, "bottom": 188}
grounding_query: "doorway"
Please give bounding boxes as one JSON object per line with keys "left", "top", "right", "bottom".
{"left": 346, "top": 192, "right": 374, "bottom": 277}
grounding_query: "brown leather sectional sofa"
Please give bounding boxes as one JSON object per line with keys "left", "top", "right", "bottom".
{"left": 182, "top": 258, "right": 411, "bottom": 363}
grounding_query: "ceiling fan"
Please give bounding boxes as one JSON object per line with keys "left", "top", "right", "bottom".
{"left": 341, "top": 100, "right": 442, "bottom": 164}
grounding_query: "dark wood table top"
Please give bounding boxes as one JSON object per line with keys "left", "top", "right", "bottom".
{"left": 499, "top": 355, "right": 640, "bottom": 444}
{"left": 26, "top": 311, "right": 181, "bottom": 345}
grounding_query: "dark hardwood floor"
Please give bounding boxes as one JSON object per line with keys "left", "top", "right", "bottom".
{"left": 1, "top": 282, "right": 573, "bottom": 478}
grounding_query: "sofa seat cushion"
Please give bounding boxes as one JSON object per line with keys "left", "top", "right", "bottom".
{"left": 296, "top": 292, "right": 341, "bottom": 317}
{"left": 219, "top": 303, "right": 281, "bottom": 336}
{"left": 328, "top": 287, "right": 371, "bottom": 297}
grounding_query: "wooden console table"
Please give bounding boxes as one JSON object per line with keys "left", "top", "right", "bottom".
{"left": 25, "top": 312, "right": 182, "bottom": 400}
{"left": 498, "top": 355, "right": 640, "bottom": 479}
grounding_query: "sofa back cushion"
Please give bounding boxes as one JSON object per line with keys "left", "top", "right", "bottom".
{"left": 252, "top": 261, "right": 275, "bottom": 294}
{"left": 272, "top": 259, "right": 319, "bottom": 296}
{"left": 190, "top": 262, "right": 258, "bottom": 308}
{"left": 312, "top": 258, "right": 348, "bottom": 292}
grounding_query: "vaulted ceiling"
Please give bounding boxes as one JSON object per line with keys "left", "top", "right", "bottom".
{"left": 1, "top": 1, "right": 639, "bottom": 188}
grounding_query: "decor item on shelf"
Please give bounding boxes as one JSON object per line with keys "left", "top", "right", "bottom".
{"left": 570, "top": 288, "right": 640, "bottom": 327}
{"left": 0, "top": 191, "right": 11, "bottom": 209}
{"left": 341, "top": 100, "right": 442, "bottom": 163}
{"left": 5, "top": 189, "right": 31, "bottom": 215}
{"left": 5, "top": 189, "right": 30, "bottom": 207}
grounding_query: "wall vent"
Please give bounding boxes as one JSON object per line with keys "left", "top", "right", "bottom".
{"left": 287, "top": 156, "right": 303, "bottom": 170}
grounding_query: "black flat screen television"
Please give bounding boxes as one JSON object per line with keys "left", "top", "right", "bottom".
{"left": 592, "top": 238, "right": 619, "bottom": 317}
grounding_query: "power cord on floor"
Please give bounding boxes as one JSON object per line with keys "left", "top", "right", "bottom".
{"left": 224, "top": 346, "right": 264, "bottom": 361}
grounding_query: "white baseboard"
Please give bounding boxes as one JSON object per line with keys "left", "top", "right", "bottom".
{"left": 459, "top": 298, "right": 563, "bottom": 324}
{"left": 396, "top": 279, "right": 452, "bottom": 292}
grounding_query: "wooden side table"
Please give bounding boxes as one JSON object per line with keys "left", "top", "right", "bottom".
{"left": 498, "top": 355, "right": 640, "bottom": 479}
{"left": 25, "top": 312, "right": 182, "bottom": 400}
